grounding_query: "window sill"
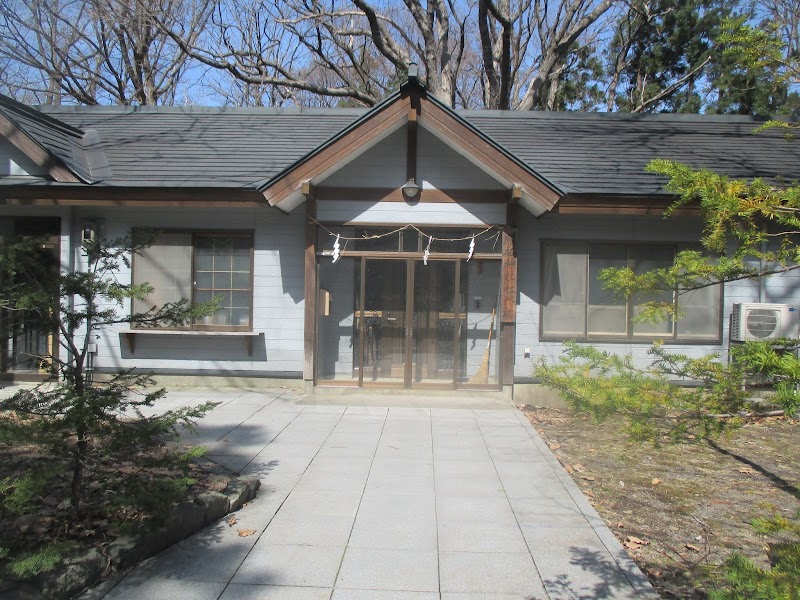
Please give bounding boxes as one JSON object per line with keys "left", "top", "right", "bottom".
{"left": 121, "top": 330, "right": 262, "bottom": 356}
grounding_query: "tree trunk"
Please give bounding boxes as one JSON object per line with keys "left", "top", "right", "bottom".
{"left": 71, "top": 427, "right": 87, "bottom": 517}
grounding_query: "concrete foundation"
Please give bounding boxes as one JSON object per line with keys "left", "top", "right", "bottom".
{"left": 512, "top": 383, "right": 568, "bottom": 409}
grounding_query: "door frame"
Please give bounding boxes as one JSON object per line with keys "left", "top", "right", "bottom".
{"left": 315, "top": 250, "right": 504, "bottom": 391}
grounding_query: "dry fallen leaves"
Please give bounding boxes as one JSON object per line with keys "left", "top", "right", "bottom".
{"left": 685, "top": 543, "right": 703, "bottom": 552}
{"left": 652, "top": 478, "right": 662, "bottom": 485}
{"left": 738, "top": 467, "right": 755, "bottom": 475}
{"left": 227, "top": 517, "right": 237, "bottom": 527}
{"left": 548, "top": 443, "right": 561, "bottom": 451}
{"left": 624, "top": 535, "right": 650, "bottom": 551}
{"left": 237, "top": 529, "right": 257, "bottom": 537}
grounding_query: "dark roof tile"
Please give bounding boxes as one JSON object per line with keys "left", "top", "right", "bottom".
{"left": 38, "top": 106, "right": 363, "bottom": 187}
{"left": 4, "top": 102, "right": 797, "bottom": 197}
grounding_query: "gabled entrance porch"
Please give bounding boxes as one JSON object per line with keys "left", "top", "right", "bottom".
{"left": 256, "top": 71, "right": 557, "bottom": 394}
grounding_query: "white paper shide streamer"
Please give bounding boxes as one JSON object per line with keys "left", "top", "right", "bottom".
{"left": 319, "top": 222, "right": 499, "bottom": 265}
{"left": 423, "top": 235, "right": 432, "bottom": 265}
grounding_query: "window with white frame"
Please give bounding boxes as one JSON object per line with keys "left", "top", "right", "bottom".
{"left": 132, "top": 231, "right": 253, "bottom": 330}
{"left": 541, "top": 241, "right": 721, "bottom": 341}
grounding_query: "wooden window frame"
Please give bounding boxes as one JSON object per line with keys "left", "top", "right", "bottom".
{"left": 539, "top": 240, "right": 724, "bottom": 344}
{"left": 131, "top": 229, "right": 255, "bottom": 332}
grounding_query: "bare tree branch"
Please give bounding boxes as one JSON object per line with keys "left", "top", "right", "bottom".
{"left": 0, "top": 0, "right": 212, "bottom": 105}
{"left": 631, "top": 55, "right": 711, "bottom": 112}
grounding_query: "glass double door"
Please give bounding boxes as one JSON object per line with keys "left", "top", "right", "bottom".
{"left": 316, "top": 255, "right": 501, "bottom": 389}
{"left": 362, "top": 258, "right": 459, "bottom": 388}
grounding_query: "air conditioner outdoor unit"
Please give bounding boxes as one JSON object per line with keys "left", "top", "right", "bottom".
{"left": 730, "top": 303, "right": 799, "bottom": 342}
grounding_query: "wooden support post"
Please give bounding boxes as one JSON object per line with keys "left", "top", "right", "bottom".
{"left": 407, "top": 109, "right": 418, "bottom": 184}
{"left": 500, "top": 204, "right": 518, "bottom": 387}
{"left": 303, "top": 183, "right": 317, "bottom": 381}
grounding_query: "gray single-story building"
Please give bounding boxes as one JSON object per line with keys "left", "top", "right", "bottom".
{"left": 2, "top": 73, "right": 799, "bottom": 402}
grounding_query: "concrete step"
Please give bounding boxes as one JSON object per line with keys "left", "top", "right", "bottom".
{"left": 300, "top": 386, "right": 515, "bottom": 410}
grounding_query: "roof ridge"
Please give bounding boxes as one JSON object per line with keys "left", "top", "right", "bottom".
{"left": 458, "top": 109, "right": 785, "bottom": 123}
{"left": 39, "top": 104, "right": 369, "bottom": 116}
{"left": 30, "top": 99, "right": 790, "bottom": 124}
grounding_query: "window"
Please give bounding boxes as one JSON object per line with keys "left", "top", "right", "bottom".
{"left": 541, "top": 241, "right": 721, "bottom": 342}
{"left": 132, "top": 231, "right": 253, "bottom": 330}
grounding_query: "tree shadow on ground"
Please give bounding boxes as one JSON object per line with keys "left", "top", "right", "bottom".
{"left": 542, "top": 546, "right": 654, "bottom": 600}
{"left": 706, "top": 438, "right": 800, "bottom": 501}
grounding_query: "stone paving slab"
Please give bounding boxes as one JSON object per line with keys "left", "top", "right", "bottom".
{"left": 79, "top": 387, "right": 659, "bottom": 600}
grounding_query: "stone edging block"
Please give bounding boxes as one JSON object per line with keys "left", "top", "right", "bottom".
{"left": 12, "top": 477, "right": 261, "bottom": 600}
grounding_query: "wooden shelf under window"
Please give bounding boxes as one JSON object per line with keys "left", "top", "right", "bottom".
{"left": 121, "top": 330, "right": 262, "bottom": 356}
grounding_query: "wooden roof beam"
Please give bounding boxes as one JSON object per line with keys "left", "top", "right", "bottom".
{"left": 0, "top": 113, "right": 80, "bottom": 183}
{"left": 263, "top": 97, "right": 412, "bottom": 212}
{"left": 417, "top": 99, "right": 560, "bottom": 215}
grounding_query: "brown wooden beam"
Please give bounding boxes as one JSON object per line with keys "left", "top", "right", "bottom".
{"left": 264, "top": 97, "right": 411, "bottom": 207}
{"left": 0, "top": 186, "right": 266, "bottom": 207}
{"left": 499, "top": 206, "right": 518, "bottom": 387}
{"left": 1, "top": 198, "right": 266, "bottom": 208}
{"left": 303, "top": 186, "right": 317, "bottom": 382}
{"left": 554, "top": 194, "right": 700, "bottom": 215}
{"left": 0, "top": 114, "right": 80, "bottom": 183}
{"left": 314, "top": 186, "right": 510, "bottom": 204}
{"left": 500, "top": 229, "right": 517, "bottom": 323}
{"left": 407, "top": 109, "right": 417, "bottom": 184}
{"left": 419, "top": 98, "right": 561, "bottom": 210}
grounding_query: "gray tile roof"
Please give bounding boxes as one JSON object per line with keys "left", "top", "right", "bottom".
{"left": 2, "top": 95, "right": 799, "bottom": 198}
{"left": 463, "top": 111, "right": 800, "bottom": 196}
{"left": 37, "top": 105, "right": 364, "bottom": 187}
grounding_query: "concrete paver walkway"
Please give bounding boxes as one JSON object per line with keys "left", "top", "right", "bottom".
{"left": 85, "top": 388, "right": 657, "bottom": 600}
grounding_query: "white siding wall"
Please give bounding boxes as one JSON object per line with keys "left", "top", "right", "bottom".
{"left": 317, "top": 200, "right": 506, "bottom": 225}
{"left": 70, "top": 206, "right": 305, "bottom": 376}
{"left": 514, "top": 212, "right": 800, "bottom": 379}
{"left": 0, "top": 139, "right": 46, "bottom": 177}
{"left": 417, "top": 127, "right": 506, "bottom": 190}
{"left": 321, "top": 126, "right": 505, "bottom": 191}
